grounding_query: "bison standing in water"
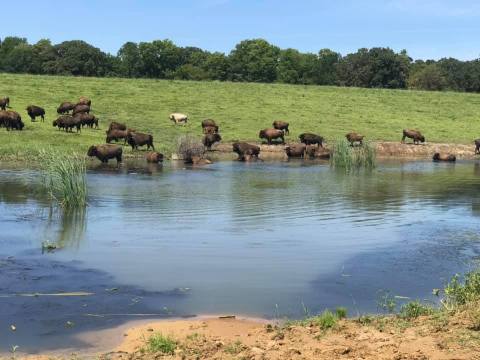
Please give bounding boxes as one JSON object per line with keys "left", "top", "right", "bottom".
{"left": 259, "top": 128, "right": 284, "bottom": 144}
{"left": 475, "top": 139, "right": 480, "bottom": 154}
{"left": 273, "top": 120, "right": 289, "bottom": 135}
{"left": 0, "top": 97, "right": 10, "bottom": 110}
{"left": 402, "top": 129, "right": 425, "bottom": 144}
{"left": 299, "top": 133, "right": 324, "bottom": 147}
{"left": 433, "top": 153, "right": 456, "bottom": 162}
{"left": 203, "top": 133, "right": 222, "bottom": 150}
{"left": 346, "top": 132, "right": 364, "bottom": 146}
{"left": 87, "top": 144, "right": 122, "bottom": 163}
{"left": 26, "top": 105, "right": 45, "bottom": 122}
{"left": 57, "top": 102, "right": 75, "bottom": 114}
{"left": 285, "top": 143, "right": 307, "bottom": 158}
{"left": 233, "top": 142, "right": 260, "bottom": 161}
{"left": 146, "top": 151, "right": 164, "bottom": 163}
{"left": 127, "top": 132, "right": 154, "bottom": 150}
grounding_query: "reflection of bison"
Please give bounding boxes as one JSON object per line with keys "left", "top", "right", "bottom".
{"left": 285, "top": 143, "right": 306, "bottom": 158}
{"left": 299, "top": 133, "right": 324, "bottom": 147}
{"left": 87, "top": 144, "right": 122, "bottom": 163}
{"left": 346, "top": 132, "right": 364, "bottom": 146}
{"left": 127, "top": 132, "right": 154, "bottom": 150}
{"left": 108, "top": 121, "right": 127, "bottom": 132}
{"left": 0, "top": 97, "right": 10, "bottom": 110}
{"left": 203, "top": 133, "right": 222, "bottom": 150}
{"left": 57, "top": 101, "right": 75, "bottom": 114}
{"left": 26, "top": 105, "right": 45, "bottom": 122}
{"left": 78, "top": 96, "right": 91, "bottom": 106}
{"left": 433, "top": 153, "right": 456, "bottom": 162}
{"left": 273, "top": 120, "right": 289, "bottom": 135}
{"left": 106, "top": 129, "right": 130, "bottom": 144}
{"left": 72, "top": 104, "right": 90, "bottom": 115}
{"left": 259, "top": 128, "right": 284, "bottom": 144}
{"left": 146, "top": 151, "right": 164, "bottom": 163}
{"left": 475, "top": 139, "right": 480, "bottom": 154}
{"left": 170, "top": 113, "right": 188, "bottom": 125}
{"left": 233, "top": 142, "right": 260, "bottom": 161}
{"left": 0, "top": 110, "right": 24, "bottom": 131}
{"left": 402, "top": 129, "right": 425, "bottom": 144}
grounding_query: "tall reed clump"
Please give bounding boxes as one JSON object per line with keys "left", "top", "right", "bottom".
{"left": 176, "top": 134, "right": 205, "bottom": 163}
{"left": 38, "top": 149, "right": 87, "bottom": 208}
{"left": 330, "top": 139, "right": 376, "bottom": 171}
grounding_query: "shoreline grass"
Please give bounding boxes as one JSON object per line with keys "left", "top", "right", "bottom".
{"left": 330, "top": 139, "right": 376, "bottom": 170}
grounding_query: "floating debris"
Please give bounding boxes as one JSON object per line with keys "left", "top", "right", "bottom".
{"left": 10, "top": 325, "right": 16, "bottom": 332}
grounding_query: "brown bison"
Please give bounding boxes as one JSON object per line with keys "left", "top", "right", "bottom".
{"left": 201, "top": 119, "right": 217, "bottom": 131}
{"left": 74, "top": 113, "right": 98, "bottom": 128}
{"left": 285, "top": 143, "right": 307, "bottom": 158}
{"left": 475, "top": 139, "right": 480, "bottom": 154}
{"left": 203, "top": 125, "right": 219, "bottom": 134}
{"left": 106, "top": 129, "right": 130, "bottom": 144}
{"left": 57, "top": 102, "right": 75, "bottom": 114}
{"left": 0, "top": 97, "right": 10, "bottom": 111}
{"left": 259, "top": 128, "right": 285, "bottom": 144}
{"left": 273, "top": 120, "right": 289, "bottom": 135}
{"left": 346, "top": 132, "right": 364, "bottom": 146}
{"left": 72, "top": 104, "right": 90, "bottom": 115}
{"left": 203, "top": 133, "right": 222, "bottom": 150}
{"left": 87, "top": 144, "right": 122, "bottom": 163}
{"left": 433, "top": 153, "right": 456, "bottom": 162}
{"left": 299, "top": 133, "right": 324, "bottom": 147}
{"left": 26, "top": 105, "right": 45, "bottom": 122}
{"left": 402, "top": 129, "right": 425, "bottom": 144}
{"left": 127, "top": 132, "right": 154, "bottom": 150}
{"left": 107, "top": 121, "right": 127, "bottom": 132}
{"left": 232, "top": 142, "right": 260, "bottom": 161}
{"left": 53, "top": 115, "right": 82, "bottom": 132}
{"left": 78, "top": 96, "right": 91, "bottom": 106}
{"left": 146, "top": 151, "right": 164, "bottom": 163}
{"left": 0, "top": 110, "right": 24, "bottom": 131}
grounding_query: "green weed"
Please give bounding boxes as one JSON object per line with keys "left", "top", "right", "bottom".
{"left": 144, "top": 333, "right": 177, "bottom": 355}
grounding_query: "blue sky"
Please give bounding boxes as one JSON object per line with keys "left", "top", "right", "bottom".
{"left": 1, "top": 0, "right": 478, "bottom": 60}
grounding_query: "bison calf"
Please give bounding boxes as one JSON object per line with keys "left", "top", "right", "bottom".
{"left": 26, "top": 105, "right": 45, "bottom": 122}
{"left": 273, "top": 120, "right": 289, "bottom": 135}
{"left": 233, "top": 142, "right": 260, "bottom": 161}
{"left": 87, "top": 144, "right": 122, "bottom": 163}
{"left": 402, "top": 129, "right": 425, "bottom": 145}
{"left": 127, "top": 132, "right": 154, "bottom": 150}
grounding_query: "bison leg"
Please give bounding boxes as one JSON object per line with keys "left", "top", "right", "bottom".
{"left": 41, "top": 114, "right": 44, "bottom": 122}
{"left": 401, "top": 135, "right": 406, "bottom": 143}
{"left": 116, "top": 154, "right": 122, "bottom": 163}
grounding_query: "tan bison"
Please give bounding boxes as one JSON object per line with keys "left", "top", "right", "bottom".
{"left": 346, "top": 132, "right": 364, "bottom": 146}
{"left": 170, "top": 113, "right": 188, "bottom": 125}
{"left": 259, "top": 128, "right": 285, "bottom": 144}
{"left": 146, "top": 151, "right": 164, "bottom": 163}
{"left": 402, "top": 129, "right": 425, "bottom": 144}
{"left": 87, "top": 144, "right": 122, "bottom": 163}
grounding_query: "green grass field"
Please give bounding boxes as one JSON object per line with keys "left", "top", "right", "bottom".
{"left": 0, "top": 73, "right": 479, "bottom": 160}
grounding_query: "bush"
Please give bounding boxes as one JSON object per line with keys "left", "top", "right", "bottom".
{"left": 399, "top": 301, "right": 434, "bottom": 319}
{"left": 310, "top": 310, "right": 338, "bottom": 330}
{"left": 443, "top": 270, "right": 480, "bottom": 309}
{"left": 335, "top": 307, "right": 348, "bottom": 319}
{"left": 145, "top": 333, "right": 177, "bottom": 354}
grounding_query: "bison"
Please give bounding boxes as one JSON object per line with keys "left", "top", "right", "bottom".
{"left": 57, "top": 102, "right": 75, "bottom": 114}
{"left": 53, "top": 115, "right": 81, "bottom": 132}
{"left": 87, "top": 144, "right": 122, "bottom": 163}
{"left": 203, "top": 125, "right": 219, "bottom": 134}
{"left": 107, "top": 121, "right": 127, "bottom": 132}
{"left": 201, "top": 119, "right": 217, "bottom": 130}
{"left": 285, "top": 143, "right": 307, "bottom": 158}
{"left": 273, "top": 120, "right": 289, "bottom": 135}
{"left": 346, "top": 132, "right": 364, "bottom": 146}
{"left": 74, "top": 113, "right": 98, "bottom": 128}
{"left": 259, "top": 128, "right": 285, "bottom": 145}
{"left": 0, "top": 97, "right": 10, "bottom": 111}
{"left": 0, "top": 110, "right": 24, "bottom": 131}
{"left": 475, "top": 139, "right": 480, "bottom": 154}
{"left": 72, "top": 104, "right": 90, "bottom": 115}
{"left": 203, "top": 133, "right": 222, "bottom": 150}
{"left": 146, "top": 151, "right": 164, "bottom": 163}
{"left": 127, "top": 132, "right": 154, "bottom": 150}
{"left": 299, "top": 133, "right": 324, "bottom": 147}
{"left": 26, "top": 105, "right": 45, "bottom": 122}
{"left": 402, "top": 129, "right": 425, "bottom": 145}
{"left": 106, "top": 129, "right": 130, "bottom": 144}
{"left": 170, "top": 113, "right": 188, "bottom": 125}
{"left": 78, "top": 96, "right": 91, "bottom": 107}
{"left": 232, "top": 142, "right": 260, "bottom": 161}
{"left": 433, "top": 153, "right": 456, "bottom": 162}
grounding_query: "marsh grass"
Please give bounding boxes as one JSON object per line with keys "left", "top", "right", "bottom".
{"left": 331, "top": 139, "right": 376, "bottom": 171}
{"left": 38, "top": 149, "right": 87, "bottom": 208}
{"left": 176, "top": 134, "right": 205, "bottom": 162}
{"left": 144, "top": 333, "right": 177, "bottom": 355}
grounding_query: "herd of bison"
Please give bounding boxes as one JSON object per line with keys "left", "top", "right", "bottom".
{"left": 1, "top": 95, "right": 479, "bottom": 164}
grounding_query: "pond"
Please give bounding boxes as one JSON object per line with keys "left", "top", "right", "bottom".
{"left": 1, "top": 160, "right": 480, "bottom": 352}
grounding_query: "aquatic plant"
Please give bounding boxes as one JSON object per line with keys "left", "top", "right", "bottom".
{"left": 38, "top": 149, "right": 87, "bottom": 208}
{"left": 145, "top": 333, "right": 177, "bottom": 354}
{"left": 176, "top": 135, "right": 206, "bottom": 163}
{"left": 330, "top": 138, "right": 376, "bottom": 171}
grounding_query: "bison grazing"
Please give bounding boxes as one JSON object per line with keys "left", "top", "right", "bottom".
{"left": 346, "top": 132, "right": 364, "bottom": 146}
{"left": 203, "top": 133, "right": 222, "bottom": 150}
{"left": 53, "top": 115, "right": 81, "bottom": 132}
{"left": 26, "top": 105, "right": 45, "bottom": 122}
{"left": 170, "top": 113, "right": 188, "bottom": 125}
{"left": 74, "top": 113, "right": 98, "bottom": 128}
{"left": 108, "top": 121, "right": 127, "bottom": 132}
{"left": 259, "top": 128, "right": 285, "bottom": 145}
{"left": 232, "top": 142, "right": 260, "bottom": 161}
{"left": 433, "top": 153, "right": 456, "bottom": 162}
{"left": 106, "top": 129, "right": 130, "bottom": 144}
{"left": 475, "top": 139, "right": 480, "bottom": 154}
{"left": 57, "top": 102, "right": 75, "bottom": 114}
{"left": 299, "top": 133, "right": 324, "bottom": 147}
{"left": 273, "top": 120, "right": 289, "bottom": 135}
{"left": 285, "top": 143, "right": 307, "bottom": 158}
{"left": 0, "top": 97, "right": 10, "bottom": 110}
{"left": 0, "top": 110, "right": 24, "bottom": 131}
{"left": 146, "top": 151, "right": 164, "bottom": 163}
{"left": 72, "top": 104, "right": 90, "bottom": 115}
{"left": 87, "top": 144, "right": 122, "bottom": 163}
{"left": 402, "top": 129, "right": 425, "bottom": 145}
{"left": 78, "top": 96, "right": 91, "bottom": 107}
{"left": 127, "top": 132, "right": 154, "bottom": 150}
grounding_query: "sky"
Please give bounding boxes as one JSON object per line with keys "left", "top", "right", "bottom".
{"left": 1, "top": 0, "right": 479, "bottom": 60}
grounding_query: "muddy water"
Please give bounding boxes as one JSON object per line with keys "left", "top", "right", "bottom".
{"left": 1, "top": 160, "right": 480, "bottom": 353}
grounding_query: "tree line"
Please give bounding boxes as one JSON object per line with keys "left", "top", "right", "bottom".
{"left": 1, "top": 36, "right": 479, "bottom": 92}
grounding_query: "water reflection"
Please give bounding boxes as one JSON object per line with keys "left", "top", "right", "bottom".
{"left": 42, "top": 207, "right": 87, "bottom": 250}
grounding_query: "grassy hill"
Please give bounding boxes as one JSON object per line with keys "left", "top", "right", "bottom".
{"left": 0, "top": 73, "right": 479, "bottom": 160}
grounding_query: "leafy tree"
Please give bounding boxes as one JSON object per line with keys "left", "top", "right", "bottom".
{"left": 118, "top": 42, "right": 143, "bottom": 77}
{"left": 2, "top": 43, "right": 35, "bottom": 73}
{"left": 408, "top": 64, "right": 447, "bottom": 91}
{"left": 138, "top": 40, "right": 182, "bottom": 78}
{"left": 313, "top": 49, "right": 341, "bottom": 85}
{"left": 203, "top": 52, "right": 230, "bottom": 81}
